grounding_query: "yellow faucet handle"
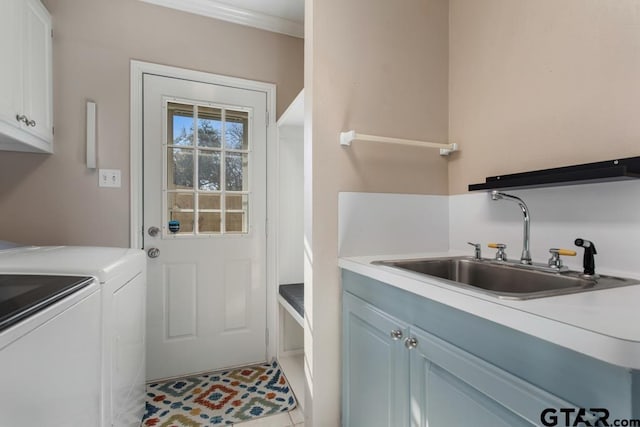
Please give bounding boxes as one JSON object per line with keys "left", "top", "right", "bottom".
{"left": 550, "top": 248, "right": 577, "bottom": 256}
{"left": 488, "top": 243, "right": 506, "bottom": 249}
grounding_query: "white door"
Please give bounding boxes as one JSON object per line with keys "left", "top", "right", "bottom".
{"left": 143, "top": 74, "right": 268, "bottom": 381}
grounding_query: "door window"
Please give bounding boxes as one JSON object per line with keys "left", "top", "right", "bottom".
{"left": 165, "top": 101, "right": 250, "bottom": 236}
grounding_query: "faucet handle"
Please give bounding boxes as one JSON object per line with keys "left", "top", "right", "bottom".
{"left": 548, "top": 248, "right": 576, "bottom": 269}
{"left": 488, "top": 243, "right": 507, "bottom": 261}
{"left": 467, "top": 242, "right": 481, "bottom": 260}
{"left": 549, "top": 248, "right": 577, "bottom": 256}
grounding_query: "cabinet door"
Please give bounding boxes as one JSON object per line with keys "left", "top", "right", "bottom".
{"left": 409, "top": 326, "right": 588, "bottom": 427}
{"left": 0, "top": 0, "right": 23, "bottom": 127}
{"left": 22, "top": 0, "right": 52, "bottom": 145}
{"left": 343, "top": 292, "right": 409, "bottom": 427}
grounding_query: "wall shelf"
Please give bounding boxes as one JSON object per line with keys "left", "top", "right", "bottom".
{"left": 468, "top": 156, "right": 640, "bottom": 191}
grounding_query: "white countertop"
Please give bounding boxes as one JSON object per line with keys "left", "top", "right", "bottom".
{"left": 339, "top": 251, "right": 640, "bottom": 370}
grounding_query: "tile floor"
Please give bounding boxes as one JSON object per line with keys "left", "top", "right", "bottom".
{"left": 233, "top": 407, "right": 304, "bottom": 426}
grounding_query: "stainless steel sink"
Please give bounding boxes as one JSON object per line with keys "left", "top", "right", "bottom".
{"left": 372, "top": 256, "right": 639, "bottom": 300}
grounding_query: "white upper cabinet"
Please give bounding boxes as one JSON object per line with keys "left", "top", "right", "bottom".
{"left": 0, "top": 0, "right": 52, "bottom": 153}
{"left": 0, "top": 0, "right": 23, "bottom": 128}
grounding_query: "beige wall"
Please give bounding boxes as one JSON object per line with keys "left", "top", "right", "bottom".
{"left": 0, "top": 0, "right": 303, "bottom": 246}
{"left": 449, "top": 0, "right": 640, "bottom": 194}
{"left": 304, "top": 0, "right": 450, "bottom": 423}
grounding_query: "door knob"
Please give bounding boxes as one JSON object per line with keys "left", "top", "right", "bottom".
{"left": 148, "top": 226, "right": 160, "bottom": 237}
{"left": 147, "top": 247, "right": 160, "bottom": 258}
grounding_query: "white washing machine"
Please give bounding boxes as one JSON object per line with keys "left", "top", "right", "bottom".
{"left": 0, "top": 245, "right": 146, "bottom": 427}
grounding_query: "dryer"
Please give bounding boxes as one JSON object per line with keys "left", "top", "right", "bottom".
{"left": 0, "top": 246, "right": 146, "bottom": 427}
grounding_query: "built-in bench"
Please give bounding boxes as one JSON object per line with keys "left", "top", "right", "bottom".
{"left": 278, "top": 283, "right": 303, "bottom": 327}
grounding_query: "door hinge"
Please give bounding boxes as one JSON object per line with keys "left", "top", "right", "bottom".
{"left": 50, "top": 29, "right": 53, "bottom": 38}
{"left": 266, "top": 110, "right": 270, "bottom": 127}
{"left": 265, "top": 328, "right": 269, "bottom": 346}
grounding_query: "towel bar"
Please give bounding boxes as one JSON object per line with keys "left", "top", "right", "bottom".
{"left": 339, "top": 130, "right": 458, "bottom": 156}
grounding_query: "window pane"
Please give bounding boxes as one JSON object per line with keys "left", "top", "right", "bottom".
{"left": 168, "top": 148, "right": 194, "bottom": 190}
{"left": 199, "top": 212, "right": 221, "bottom": 233}
{"left": 198, "top": 106, "right": 222, "bottom": 148}
{"left": 199, "top": 193, "right": 220, "bottom": 210}
{"left": 225, "top": 212, "right": 246, "bottom": 233}
{"left": 225, "top": 193, "right": 247, "bottom": 210}
{"left": 225, "top": 110, "right": 248, "bottom": 150}
{"left": 225, "top": 194, "right": 248, "bottom": 233}
{"left": 225, "top": 153, "right": 248, "bottom": 191}
{"left": 168, "top": 192, "right": 194, "bottom": 210}
{"left": 165, "top": 102, "right": 252, "bottom": 237}
{"left": 167, "top": 193, "right": 194, "bottom": 234}
{"left": 198, "top": 151, "right": 221, "bottom": 190}
{"left": 168, "top": 103, "right": 194, "bottom": 147}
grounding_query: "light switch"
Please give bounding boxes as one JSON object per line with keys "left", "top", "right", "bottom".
{"left": 99, "top": 169, "right": 121, "bottom": 188}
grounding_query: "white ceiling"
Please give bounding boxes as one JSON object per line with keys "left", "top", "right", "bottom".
{"left": 140, "top": 0, "right": 304, "bottom": 38}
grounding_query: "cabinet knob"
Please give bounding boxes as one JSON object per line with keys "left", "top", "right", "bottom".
{"left": 404, "top": 337, "right": 418, "bottom": 350}
{"left": 15, "top": 114, "right": 36, "bottom": 127}
{"left": 390, "top": 329, "right": 403, "bottom": 341}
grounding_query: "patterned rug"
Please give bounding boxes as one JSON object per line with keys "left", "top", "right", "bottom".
{"left": 142, "top": 360, "right": 297, "bottom": 426}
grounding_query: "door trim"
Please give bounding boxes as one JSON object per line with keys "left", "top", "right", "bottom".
{"left": 130, "top": 60, "right": 278, "bottom": 361}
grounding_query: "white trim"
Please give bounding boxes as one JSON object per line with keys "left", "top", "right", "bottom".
{"left": 139, "top": 0, "right": 303, "bottom": 38}
{"left": 277, "top": 89, "right": 304, "bottom": 128}
{"left": 129, "top": 60, "right": 278, "bottom": 361}
{"left": 278, "top": 294, "right": 304, "bottom": 328}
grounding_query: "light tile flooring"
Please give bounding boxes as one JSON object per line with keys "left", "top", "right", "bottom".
{"left": 233, "top": 407, "right": 304, "bottom": 426}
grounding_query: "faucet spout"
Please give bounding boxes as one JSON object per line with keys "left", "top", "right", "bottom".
{"left": 491, "top": 191, "right": 532, "bottom": 265}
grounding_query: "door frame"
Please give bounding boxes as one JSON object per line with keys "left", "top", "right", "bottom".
{"left": 129, "top": 60, "right": 278, "bottom": 361}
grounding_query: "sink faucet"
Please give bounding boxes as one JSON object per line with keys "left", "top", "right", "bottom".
{"left": 467, "top": 242, "right": 481, "bottom": 260}
{"left": 491, "top": 191, "right": 532, "bottom": 265}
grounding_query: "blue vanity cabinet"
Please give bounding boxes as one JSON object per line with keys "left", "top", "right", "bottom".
{"left": 409, "top": 325, "right": 577, "bottom": 427}
{"left": 343, "top": 291, "right": 576, "bottom": 427}
{"left": 341, "top": 269, "right": 637, "bottom": 426}
{"left": 342, "top": 292, "right": 409, "bottom": 427}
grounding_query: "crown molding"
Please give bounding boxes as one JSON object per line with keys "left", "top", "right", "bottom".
{"left": 140, "top": 0, "right": 304, "bottom": 38}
